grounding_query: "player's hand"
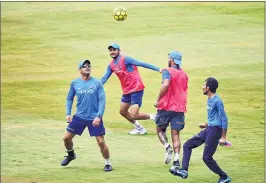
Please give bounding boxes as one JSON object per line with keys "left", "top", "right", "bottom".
{"left": 159, "top": 68, "right": 164, "bottom": 73}
{"left": 66, "top": 115, "right": 72, "bottom": 123}
{"left": 219, "top": 137, "right": 226, "bottom": 146}
{"left": 92, "top": 117, "right": 101, "bottom": 127}
{"left": 198, "top": 123, "right": 207, "bottom": 128}
{"left": 154, "top": 101, "right": 159, "bottom": 108}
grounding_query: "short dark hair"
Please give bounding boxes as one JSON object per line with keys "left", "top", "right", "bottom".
{"left": 205, "top": 77, "right": 218, "bottom": 93}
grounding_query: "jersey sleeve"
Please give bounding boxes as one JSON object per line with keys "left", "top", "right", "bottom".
{"left": 66, "top": 81, "right": 76, "bottom": 116}
{"left": 96, "top": 82, "right": 106, "bottom": 118}
{"left": 101, "top": 64, "right": 113, "bottom": 84}
{"left": 216, "top": 99, "right": 228, "bottom": 130}
{"left": 125, "top": 56, "right": 160, "bottom": 72}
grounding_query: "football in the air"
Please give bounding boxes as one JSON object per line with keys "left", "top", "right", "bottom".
{"left": 113, "top": 7, "right": 127, "bottom": 21}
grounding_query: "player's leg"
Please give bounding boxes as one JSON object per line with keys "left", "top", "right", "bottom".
{"left": 95, "top": 136, "right": 112, "bottom": 172}
{"left": 128, "top": 90, "right": 155, "bottom": 121}
{"left": 61, "top": 115, "right": 86, "bottom": 166}
{"left": 169, "top": 112, "right": 185, "bottom": 170}
{"left": 87, "top": 119, "right": 112, "bottom": 172}
{"left": 170, "top": 129, "right": 206, "bottom": 178}
{"left": 203, "top": 127, "right": 230, "bottom": 182}
{"left": 155, "top": 110, "right": 173, "bottom": 164}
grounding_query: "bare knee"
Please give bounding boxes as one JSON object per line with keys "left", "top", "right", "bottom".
{"left": 63, "top": 134, "right": 73, "bottom": 142}
{"left": 97, "top": 138, "right": 106, "bottom": 147}
{"left": 119, "top": 109, "right": 127, "bottom": 117}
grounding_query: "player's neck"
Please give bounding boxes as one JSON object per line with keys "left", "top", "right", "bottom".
{"left": 208, "top": 92, "right": 216, "bottom": 98}
{"left": 81, "top": 74, "right": 91, "bottom": 81}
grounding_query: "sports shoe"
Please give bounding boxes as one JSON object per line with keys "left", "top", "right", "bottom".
{"left": 217, "top": 176, "right": 231, "bottom": 183}
{"left": 61, "top": 155, "right": 76, "bottom": 166}
{"left": 171, "top": 168, "right": 188, "bottom": 179}
{"left": 104, "top": 164, "right": 113, "bottom": 172}
{"left": 150, "top": 114, "right": 156, "bottom": 121}
{"left": 128, "top": 127, "right": 147, "bottom": 135}
{"left": 164, "top": 146, "right": 173, "bottom": 164}
{"left": 169, "top": 160, "right": 180, "bottom": 175}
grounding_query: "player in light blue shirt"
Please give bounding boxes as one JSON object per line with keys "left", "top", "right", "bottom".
{"left": 171, "top": 77, "right": 231, "bottom": 183}
{"left": 61, "top": 60, "right": 112, "bottom": 172}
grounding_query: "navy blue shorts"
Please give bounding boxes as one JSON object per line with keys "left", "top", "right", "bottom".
{"left": 66, "top": 115, "right": 105, "bottom": 137}
{"left": 121, "top": 90, "right": 144, "bottom": 107}
{"left": 155, "top": 110, "right": 185, "bottom": 131}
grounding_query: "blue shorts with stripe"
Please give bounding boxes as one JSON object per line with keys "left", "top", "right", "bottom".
{"left": 155, "top": 110, "right": 185, "bottom": 131}
{"left": 121, "top": 90, "right": 144, "bottom": 107}
{"left": 66, "top": 115, "right": 105, "bottom": 137}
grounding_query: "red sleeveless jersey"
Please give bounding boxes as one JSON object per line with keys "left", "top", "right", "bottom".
{"left": 157, "top": 68, "right": 188, "bottom": 112}
{"left": 109, "top": 56, "right": 145, "bottom": 94}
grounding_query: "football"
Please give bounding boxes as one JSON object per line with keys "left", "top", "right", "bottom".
{"left": 113, "top": 7, "right": 127, "bottom": 21}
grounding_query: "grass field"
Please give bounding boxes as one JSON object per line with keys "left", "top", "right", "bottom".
{"left": 1, "top": 2, "right": 265, "bottom": 183}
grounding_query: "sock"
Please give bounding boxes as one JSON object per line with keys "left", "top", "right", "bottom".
{"left": 133, "top": 121, "right": 142, "bottom": 128}
{"left": 149, "top": 114, "right": 155, "bottom": 120}
{"left": 66, "top": 149, "right": 75, "bottom": 157}
{"left": 164, "top": 143, "right": 171, "bottom": 150}
{"left": 105, "top": 159, "right": 111, "bottom": 165}
{"left": 174, "top": 153, "right": 180, "bottom": 161}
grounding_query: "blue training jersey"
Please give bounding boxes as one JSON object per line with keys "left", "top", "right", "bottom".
{"left": 101, "top": 55, "right": 160, "bottom": 84}
{"left": 207, "top": 95, "right": 228, "bottom": 129}
{"left": 66, "top": 77, "right": 106, "bottom": 120}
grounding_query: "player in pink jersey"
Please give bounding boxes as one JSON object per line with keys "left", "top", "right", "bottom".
{"left": 154, "top": 51, "right": 188, "bottom": 169}
{"left": 101, "top": 43, "right": 162, "bottom": 135}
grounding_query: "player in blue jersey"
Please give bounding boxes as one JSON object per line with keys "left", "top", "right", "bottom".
{"left": 61, "top": 60, "right": 112, "bottom": 172}
{"left": 101, "top": 43, "right": 162, "bottom": 135}
{"left": 170, "top": 77, "right": 231, "bottom": 183}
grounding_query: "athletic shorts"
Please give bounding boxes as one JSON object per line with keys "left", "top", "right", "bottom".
{"left": 121, "top": 90, "right": 144, "bottom": 107}
{"left": 155, "top": 110, "right": 185, "bottom": 131}
{"left": 66, "top": 115, "right": 105, "bottom": 137}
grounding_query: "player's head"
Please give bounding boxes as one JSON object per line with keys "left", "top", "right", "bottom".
{"left": 108, "top": 43, "right": 120, "bottom": 58}
{"left": 78, "top": 60, "right": 91, "bottom": 75}
{"left": 202, "top": 77, "right": 219, "bottom": 95}
{"left": 168, "top": 51, "right": 182, "bottom": 68}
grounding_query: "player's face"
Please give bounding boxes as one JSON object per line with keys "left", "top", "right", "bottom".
{"left": 109, "top": 47, "right": 119, "bottom": 58}
{"left": 202, "top": 82, "right": 209, "bottom": 95}
{"left": 80, "top": 62, "right": 91, "bottom": 75}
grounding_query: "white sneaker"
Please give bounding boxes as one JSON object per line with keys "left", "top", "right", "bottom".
{"left": 165, "top": 146, "right": 173, "bottom": 164}
{"left": 128, "top": 127, "right": 147, "bottom": 135}
{"left": 150, "top": 114, "right": 156, "bottom": 121}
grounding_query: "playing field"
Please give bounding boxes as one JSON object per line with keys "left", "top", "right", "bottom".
{"left": 1, "top": 2, "right": 264, "bottom": 183}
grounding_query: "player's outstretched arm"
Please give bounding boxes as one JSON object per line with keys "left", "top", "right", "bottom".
{"left": 66, "top": 81, "right": 76, "bottom": 122}
{"left": 101, "top": 65, "right": 113, "bottom": 84}
{"left": 125, "top": 56, "right": 161, "bottom": 72}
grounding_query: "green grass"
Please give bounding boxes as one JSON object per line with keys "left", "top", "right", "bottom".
{"left": 1, "top": 2, "right": 264, "bottom": 183}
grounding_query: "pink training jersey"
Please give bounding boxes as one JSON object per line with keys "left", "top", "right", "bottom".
{"left": 109, "top": 56, "right": 145, "bottom": 94}
{"left": 157, "top": 68, "right": 188, "bottom": 112}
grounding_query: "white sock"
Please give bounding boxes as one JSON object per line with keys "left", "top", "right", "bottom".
{"left": 133, "top": 121, "right": 142, "bottom": 128}
{"left": 105, "top": 159, "right": 111, "bottom": 165}
{"left": 174, "top": 153, "right": 180, "bottom": 161}
{"left": 164, "top": 143, "right": 170, "bottom": 149}
{"left": 150, "top": 114, "right": 156, "bottom": 120}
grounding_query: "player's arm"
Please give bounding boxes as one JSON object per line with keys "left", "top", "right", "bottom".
{"left": 66, "top": 81, "right": 76, "bottom": 122}
{"left": 217, "top": 99, "right": 229, "bottom": 145}
{"left": 125, "top": 56, "right": 161, "bottom": 72}
{"left": 93, "top": 82, "right": 106, "bottom": 127}
{"left": 154, "top": 70, "right": 171, "bottom": 107}
{"left": 97, "top": 82, "right": 106, "bottom": 119}
{"left": 101, "top": 64, "right": 113, "bottom": 84}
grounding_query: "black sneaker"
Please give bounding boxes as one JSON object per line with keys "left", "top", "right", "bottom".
{"left": 172, "top": 168, "right": 188, "bottom": 179}
{"left": 169, "top": 160, "right": 180, "bottom": 175}
{"left": 104, "top": 164, "right": 113, "bottom": 172}
{"left": 61, "top": 155, "right": 76, "bottom": 166}
{"left": 217, "top": 176, "right": 231, "bottom": 183}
